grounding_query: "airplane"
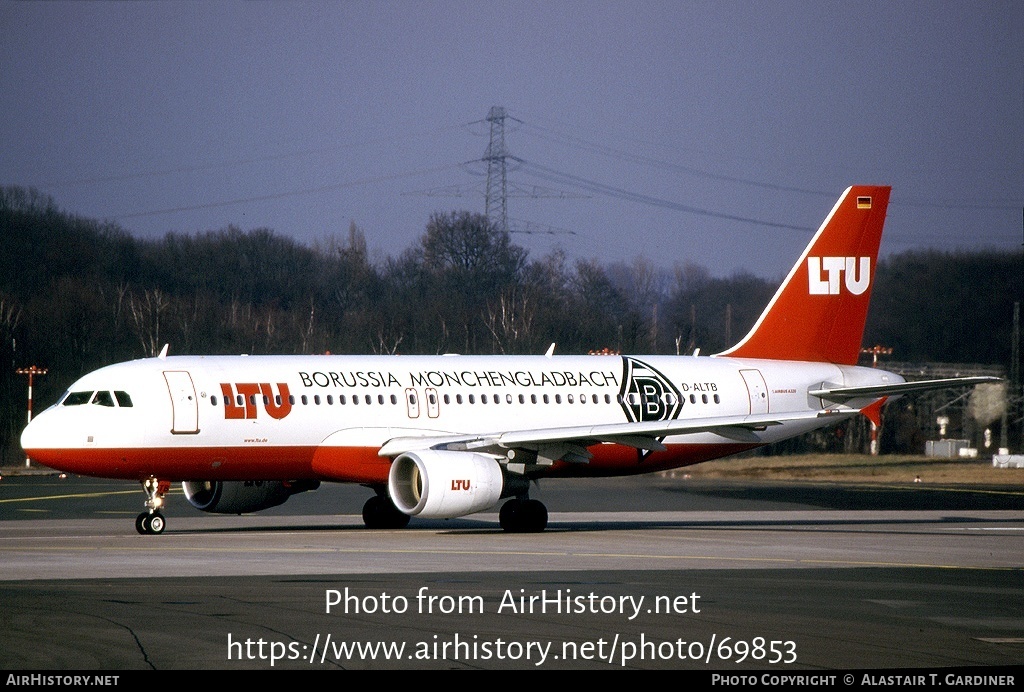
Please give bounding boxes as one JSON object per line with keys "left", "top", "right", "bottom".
{"left": 19, "top": 186, "right": 998, "bottom": 534}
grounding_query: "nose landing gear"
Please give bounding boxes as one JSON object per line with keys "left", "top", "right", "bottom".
{"left": 136, "top": 477, "right": 169, "bottom": 535}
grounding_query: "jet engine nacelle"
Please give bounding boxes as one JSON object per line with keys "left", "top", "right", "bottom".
{"left": 182, "top": 480, "right": 319, "bottom": 514}
{"left": 388, "top": 450, "right": 515, "bottom": 519}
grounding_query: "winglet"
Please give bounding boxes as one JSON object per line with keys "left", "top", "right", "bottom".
{"left": 157, "top": 344, "right": 169, "bottom": 360}
{"left": 544, "top": 343, "right": 556, "bottom": 358}
{"left": 717, "top": 186, "right": 891, "bottom": 365}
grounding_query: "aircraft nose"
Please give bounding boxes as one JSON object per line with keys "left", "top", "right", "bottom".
{"left": 20, "top": 411, "right": 51, "bottom": 456}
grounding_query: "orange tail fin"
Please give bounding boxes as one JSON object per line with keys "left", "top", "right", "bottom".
{"left": 717, "top": 186, "right": 891, "bottom": 365}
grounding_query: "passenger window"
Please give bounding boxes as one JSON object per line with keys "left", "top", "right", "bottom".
{"left": 210, "top": 396, "right": 218, "bottom": 406}
{"left": 114, "top": 391, "right": 133, "bottom": 407}
{"left": 91, "top": 391, "right": 115, "bottom": 407}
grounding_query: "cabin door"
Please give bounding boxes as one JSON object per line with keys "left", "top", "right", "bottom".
{"left": 164, "top": 371, "right": 200, "bottom": 434}
{"left": 739, "top": 369, "right": 769, "bottom": 415}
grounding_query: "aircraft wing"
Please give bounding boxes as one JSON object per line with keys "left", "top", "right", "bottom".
{"left": 378, "top": 376, "right": 1000, "bottom": 466}
{"left": 809, "top": 376, "right": 1001, "bottom": 403}
{"left": 377, "top": 408, "right": 857, "bottom": 464}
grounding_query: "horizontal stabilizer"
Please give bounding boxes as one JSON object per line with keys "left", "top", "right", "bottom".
{"left": 810, "top": 376, "right": 1001, "bottom": 403}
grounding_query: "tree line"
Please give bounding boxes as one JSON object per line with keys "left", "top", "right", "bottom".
{"left": 1, "top": 185, "right": 1020, "bottom": 462}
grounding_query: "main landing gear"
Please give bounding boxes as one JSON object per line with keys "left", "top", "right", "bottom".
{"left": 136, "top": 477, "right": 170, "bottom": 535}
{"left": 362, "top": 489, "right": 411, "bottom": 530}
{"left": 499, "top": 497, "right": 548, "bottom": 533}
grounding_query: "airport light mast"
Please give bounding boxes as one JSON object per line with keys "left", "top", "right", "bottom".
{"left": 16, "top": 365, "right": 46, "bottom": 468}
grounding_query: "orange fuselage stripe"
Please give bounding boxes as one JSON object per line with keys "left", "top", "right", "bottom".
{"left": 26, "top": 442, "right": 758, "bottom": 483}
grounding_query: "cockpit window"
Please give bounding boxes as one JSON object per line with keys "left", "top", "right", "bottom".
{"left": 91, "top": 391, "right": 115, "bottom": 407}
{"left": 63, "top": 391, "right": 93, "bottom": 406}
{"left": 114, "top": 391, "right": 133, "bottom": 407}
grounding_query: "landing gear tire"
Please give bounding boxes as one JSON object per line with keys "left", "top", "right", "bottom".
{"left": 135, "top": 511, "right": 166, "bottom": 535}
{"left": 148, "top": 512, "right": 166, "bottom": 534}
{"left": 499, "top": 498, "right": 548, "bottom": 533}
{"left": 362, "top": 495, "right": 411, "bottom": 530}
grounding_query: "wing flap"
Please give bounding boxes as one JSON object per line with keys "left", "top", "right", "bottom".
{"left": 377, "top": 409, "right": 854, "bottom": 460}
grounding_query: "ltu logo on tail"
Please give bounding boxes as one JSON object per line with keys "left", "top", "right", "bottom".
{"left": 807, "top": 257, "right": 870, "bottom": 295}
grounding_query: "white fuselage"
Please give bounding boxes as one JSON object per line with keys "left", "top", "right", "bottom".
{"left": 21, "top": 352, "right": 900, "bottom": 483}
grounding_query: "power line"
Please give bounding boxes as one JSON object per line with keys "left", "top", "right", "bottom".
{"left": 517, "top": 160, "right": 815, "bottom": 233}
{"left": 516, "top": 114, "right": 1023, "bottom": 212}
{"left": 113, "top": 164, "right": 463, "bottom": 220}
{"left": 518, "top": 120, "right": 830, "bottom": 198}
{"left": 37, "top": 123, "right": 465, "bottom": 189}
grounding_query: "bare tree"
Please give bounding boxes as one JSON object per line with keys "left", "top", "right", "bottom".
{"left": 485, "top": 287, "right": 536, "bottom": 354}
{"left": 127, "top": 288, "right": 170, "bottom": 357}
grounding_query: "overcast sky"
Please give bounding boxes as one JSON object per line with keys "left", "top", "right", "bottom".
{"left": 2, "top": 0, "right": 1021, "bottom": 278}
